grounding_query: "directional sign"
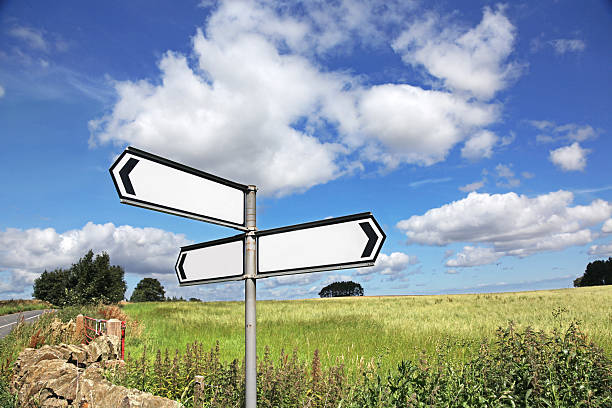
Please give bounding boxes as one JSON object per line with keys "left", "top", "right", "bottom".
{"left": 257, "top": 212, "right": 385, "bottom": 278}
{"left": 109, "top": 147, "right": 248, "bottom": 230}
{"left": 175, "top": 234, "right": 245, "bottom": 286}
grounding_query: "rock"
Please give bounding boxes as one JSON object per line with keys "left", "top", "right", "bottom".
{"left": 12, "top": 335, "right": 183, "bottom": 408}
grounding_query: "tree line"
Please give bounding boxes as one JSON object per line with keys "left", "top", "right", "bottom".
{"left": 32, "top": 250, "right": 610, "bottom": 306}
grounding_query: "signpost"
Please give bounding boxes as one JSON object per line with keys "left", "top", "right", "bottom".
{"left": 110, "top": 147, "right": 248, "bottom": 230}
{"left": 257, "top": 213, "right": 384, "bottom": 277}
{"left": 109, "top": 147, "right": 385, "bottom": 408}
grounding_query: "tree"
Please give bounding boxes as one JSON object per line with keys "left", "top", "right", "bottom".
{"left": 33, "top": 250, "right": 126, "bottom": 306}
{"left": 130, "top": 278, "right": 166, "bottom": 302}
{"left": 574, "top": 258, "right": 612, "bottom": 287}
{"left": 319, "top": 281, "right": 364, "bottom": 298}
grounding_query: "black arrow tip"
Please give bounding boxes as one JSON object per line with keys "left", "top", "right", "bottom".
{"left": 178, "top": 253, "right": 187, "bottom": 280}
{"left": 119, "top": 157, "right": 139, "bottom": 195}
{"left": 359, "top": 222, "right": 378, "bottom": 258}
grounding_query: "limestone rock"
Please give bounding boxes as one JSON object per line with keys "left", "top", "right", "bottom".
{"left": 12, "top": 335, "right": 183, "bottom": 408}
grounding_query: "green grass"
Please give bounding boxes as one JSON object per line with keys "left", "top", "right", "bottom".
{"left": 121, "top": 286, "right": 612, "bottom": 371}
{"left": 0, "top": 299, "right": 51, "bottom": 316}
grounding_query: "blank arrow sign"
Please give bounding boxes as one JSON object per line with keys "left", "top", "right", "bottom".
{"left": 257, "top": 212, "right": 385, "bottom": 278}
{"left": 110, "top": 147, "right": 248, "bottom": 230}
{"left": 175, "top": 234, "right": 245, "bottom": 286}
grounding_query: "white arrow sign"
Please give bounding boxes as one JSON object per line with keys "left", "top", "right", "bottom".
{"left": 176, "top": 234, "right": 245, "bottom": 285}
{"left": 257, "top": 212, "right": 385, "bottom": 278}
{"left": 110, "top": 147, "right": 248, "bottom": 230}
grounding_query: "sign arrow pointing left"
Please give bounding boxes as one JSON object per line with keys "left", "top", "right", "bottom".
{"left": 110, "top": 147, "right": 248, "bottom": 230}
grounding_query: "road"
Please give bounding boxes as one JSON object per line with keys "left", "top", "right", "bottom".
{"left": 0, "top": 309, "right": 50, "bottom": 339}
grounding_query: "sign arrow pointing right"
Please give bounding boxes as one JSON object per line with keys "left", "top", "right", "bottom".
{"left": 256, "top": 212, "right": 385, "bottom": 278}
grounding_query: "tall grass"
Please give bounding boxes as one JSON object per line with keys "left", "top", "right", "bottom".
{"left": 106, "top": 322, "right": 612, "bottom": 407}
{"left": 0, "top": 299, "right": 51, "bottom": 316}
{"left": 121, "top": 286, "right": 612, "bottom": 371}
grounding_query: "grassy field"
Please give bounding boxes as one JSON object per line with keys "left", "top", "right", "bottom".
{"left": 0, "top": 299, "right": 51, "bottom": 316}
{"left": 121, "top": 286, "right": 612, "bottom": 371}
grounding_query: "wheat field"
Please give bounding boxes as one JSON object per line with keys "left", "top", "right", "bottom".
{"left": 121, "top": 286, "right": 612, "bottom": 370}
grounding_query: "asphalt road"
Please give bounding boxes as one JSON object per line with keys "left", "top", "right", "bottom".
{"left": 0, "top": 309, "right": 50, "bottom": 339}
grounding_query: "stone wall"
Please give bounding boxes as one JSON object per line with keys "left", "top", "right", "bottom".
{"left": 12, "top": 334, "right": 183, "bottom": 408}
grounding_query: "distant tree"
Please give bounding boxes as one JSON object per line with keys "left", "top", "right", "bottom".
{"left": 130, "top": 278, "right": 166, "bottom": 302}
{"left": 189, "top": 297, "right": 202, "bottom": 302}
{"left": 574, "top": 258, "right": 612, "bottom": 287}
{"left": 33, "top": 250, "right": 126, "bottom": 306}
{"left": 32, "top": 268, "right": 70, "bottom": 305}
{"left": 573, "top": 276, "right": 583, "bottom": 287}
{"left": 319, "top": 281, "right": 364, "bottom": 298}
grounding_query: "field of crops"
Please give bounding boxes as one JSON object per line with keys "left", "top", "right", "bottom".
{"left": 121, "top": 286, "right": 612, "bottom": 370}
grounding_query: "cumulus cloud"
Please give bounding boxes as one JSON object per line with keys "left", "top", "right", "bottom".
{"left": 446, "top": 246, "right": 501, "bottom": 267}
{"left": 549, "top": 142, "right": 589, "bottom": 171}
{"left": 602, "top": 219, "right": 612, "bottom": 233}
{"left": 358, "top": 84, "right": 498, "bottom": 167}
{"left": 461, "top": 130, "right": 498, "bottom": 160}
{"left": 588, "top": 242, "right": 612, "bottom": 257}
{"left": 397, "top": 190, "right": 612, "bottom": 264}
{"left": 550, "top": 39, "right": 585, "bottom": 54}
{"left": 392, "top": 5, "right": 521, "bottom": 100}
{"left": 355, "top": 252, "right": 419, "bottom": 277}
{"left": 90, "top": 1, "right": 508, "bottom": 196}
{"left": 0, "top": 85, "right": 4, "bottom": 98}
{"left": 0, "top": 222, "right": 190, "bottom": 296}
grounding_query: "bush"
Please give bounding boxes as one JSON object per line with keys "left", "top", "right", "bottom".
{"left": 106, "top": 342, "right": 349, "bottom": 407}
{"left": 348, "top": 322, "right": 612, "bottom": 407}
{"left": 107, "top": 322, "right": 612, "bottom": 407}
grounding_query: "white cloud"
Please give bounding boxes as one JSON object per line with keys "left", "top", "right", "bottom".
{"left": 495, "top": 163, "right": 520, "bottom": 188}
{"left": 602, "top": 219, "right": 612, "bottom": 233}
{"left": 550, "top": 39, "right": 586, "bottom": 54}
{"left": 0, "top": 85, "right": 4, "bottom": 98}
{"left": 397, "top": 190, "right": 612, "bottom": 264}
{"left": 355, "top": 252, "right": 419, "bottom": 276}
{"left": 549, "top": 142, "right": 589, "bottom": 171}
{"left": 262, "top": 274, "right": 321, "bottom": 289}
{"left": 0, "top": 222, "right": 190, "bottom": 296}
{"left": 358, "top": 84, "right": 498, "bottom": 167}
{"left": 392, "top": 5, "right": 521, "bottom": 100}
{"left": 459, "top": 180, "right": 484, "bottom": 192}
{"left": 445, "top": 268, "right": 458, "bottom": 274}
{"left": 588, "top": 242, "right": 612, "bottom": 257}
{"left": 521, "top": 171, "right": 535, "bottom": 179}
{"left": 8, "top": 25, "right": 48, "bottom": 51}
{"left": 409, "top": 177, "right": 452, "bottom": 188}
{"left": 461, "top": 130, "right": 498, "bottom": 160}
{"left": 531, "top": 121, "right": 597, "bottom": 144}
{"left": 90, "top": 1, "right": 505, "bottom": 196}
{"left": 446, "top": 246, "right": 501, "bottom": 267}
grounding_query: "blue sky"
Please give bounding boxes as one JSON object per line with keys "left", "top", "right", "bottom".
{"left": 1, "top": 0, "right": 611, "bottom": 301}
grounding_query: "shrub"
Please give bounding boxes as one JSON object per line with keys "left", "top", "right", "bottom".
{"left": 347, "top": 322, "right": 612, "bottom": 407}
{"left": 106, "top": 322, "right": 611, "bottom": 407}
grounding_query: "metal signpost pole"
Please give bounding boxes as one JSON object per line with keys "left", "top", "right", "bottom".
{"left": 244, "top": 185, "right": 257, "bottom": 408}
{"left": 110, "top": 147, "right": 386, "bottom": 408}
